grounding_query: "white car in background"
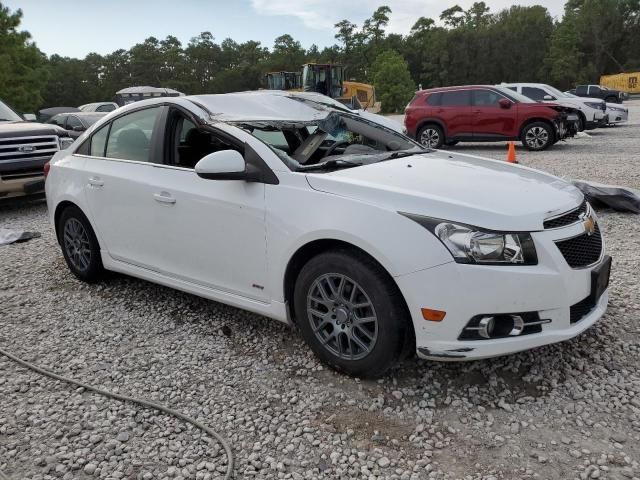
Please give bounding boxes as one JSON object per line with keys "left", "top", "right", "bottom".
{"left": 78, "top": 102, "right": 119, "bottom": 113}
{"left": 502, "top": 83, "right": 607, "bottom": 130}
{"left": 45, "top": 91, "right": 610, "bottom": 377}
{"left": 563, "top": 92, "right": 629, "bottom": 126}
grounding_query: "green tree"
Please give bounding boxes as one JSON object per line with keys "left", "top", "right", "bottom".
{"left": 371, "top": 50, "right": 415, "bottom": 113}
{"left": 0, "top": 2, "right": 48, "bottom": 112}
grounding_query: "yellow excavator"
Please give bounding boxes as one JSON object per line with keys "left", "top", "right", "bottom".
{"left": 265, "top": 64, "right": 379, "bottom": 112}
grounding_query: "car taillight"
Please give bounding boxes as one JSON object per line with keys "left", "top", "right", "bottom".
{"left": 44, "top": 161, "right": 50, "bottom": 179}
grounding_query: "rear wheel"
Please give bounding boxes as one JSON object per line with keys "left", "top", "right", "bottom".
{"left": 58, "top": 206, "right": 104, "bottom": 282}
{"left": 521, "top": 122, "right": 555, "bottom": 151}
{"left": 294, "top": 250, "right": 409, "bottom": 378}
{"left": 417, "top": 124, "right": 444, "bottom": 149}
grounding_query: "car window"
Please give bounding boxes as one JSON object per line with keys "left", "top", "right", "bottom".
{"left": 96, "top": 104, "right": 116, "bottom": 112}
{"left": 506, "top": 86, "right": 517, "bottom": 92}
{"left": 90, "top": 124, "right": 109, "bottom": 157}
{"left": 472, "top": 89, "right": 503, "bottom": 106}
{"left": 66, "top": 115, "right": 83, "bottom": 129}
{"left": 576, "top": 85, "right": 588, "bottom": 95}
{"left": 169, "top": 112, "right": 241, "bottom": 169}
{"left": 589, "top": 86, "right": 602, "bottom": 95}
{"left": 522, "top": 87, "right": 552, "bottom": 101}
{"left": 105, "top": 107, "right": 162, "bottom": 163}
{"left": 49, "top": 115, "right": 66, "bottom": 128}
{"left": 426, "top": 92, "right": 442, "bottom": 106}
{"left": 440, "top": 90, "right": 470, "bottom": 106}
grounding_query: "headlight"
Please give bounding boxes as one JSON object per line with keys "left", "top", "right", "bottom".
{"left": 401, "top": 213, "right": 538, "bottom": 265}
{"left": 584, "top": 102, "right": 603, "bottom": 109}
{"left": 58, "top": 137, "right": 74, "bottom": 150}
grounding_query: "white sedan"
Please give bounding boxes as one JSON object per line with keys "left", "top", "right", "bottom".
{"left": 45, "top": 91, "right": 610, "bottom": 377}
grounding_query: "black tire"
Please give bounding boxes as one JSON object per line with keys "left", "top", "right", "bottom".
{"left": 577, "top": 113, "right": 586, "bottom": 132}
{"left": 520, "top": 121, "right": 555, "bottom": 151}
{"left": 444, "top": 140, "right": 459, "bottom": 147}
{"left": 57, "top": 205, "right": 104, "bottom": 282}
{"left": 293, "top": 249, "right": 409, "bottom": 378}
{"left": 417, "top": 124, "right": 444, "bottom": 149}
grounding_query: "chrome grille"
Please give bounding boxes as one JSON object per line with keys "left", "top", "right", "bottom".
{"left": 0, "top": 135, "right": 59, "bottom": 162}
{"left": 555, "top": 224, "right": 603, "bottom": 268}
{"left": 543, "top": 200, "right": 588, "bottom": 229}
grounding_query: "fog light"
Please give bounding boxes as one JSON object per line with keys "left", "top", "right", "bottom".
{"left": 478, "top": 316, "right": 495, "bottom": 339}
{"left": 477, "top": 315, "right": 525, "bottom": 339}
{"left": 459, "top": 312, "right": 551, "bottom": 341}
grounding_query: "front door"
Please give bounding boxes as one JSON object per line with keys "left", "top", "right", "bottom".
{"left": 146, "top": 112, "right": 268, "bottom": 301}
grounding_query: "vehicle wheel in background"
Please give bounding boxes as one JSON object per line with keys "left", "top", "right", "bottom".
{"left": 521, "top": 122, "right": 555, "bottom": 151}
{"left": 294, "top": 249, "right": 409, "bottom": 378}
{"left": 577, "top": 113, "right": 586, "bottom": 132}
{"left": 417, "top": 124, "right": 445, "bottom": 149}
{"left": 57, "top": 205, "right": 104, "bottom": 282}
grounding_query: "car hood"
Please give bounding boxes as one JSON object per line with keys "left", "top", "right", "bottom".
{"left": 305, "top": 151, "right": 583, "bottom": 231}
{"left": 0, "top": 121, "right": 66, "bottom": 139}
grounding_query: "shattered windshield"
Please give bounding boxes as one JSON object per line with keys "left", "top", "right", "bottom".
{"left": 238, "top": 111, "right": 425, "bottom": 172}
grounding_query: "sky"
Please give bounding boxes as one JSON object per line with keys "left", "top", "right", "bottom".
{"left": 7, "top": 0, "right": 566, "bottom": 59}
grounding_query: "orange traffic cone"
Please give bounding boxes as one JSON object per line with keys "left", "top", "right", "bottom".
{"left": 507, "top": 141, "right": 518, "bottom": 164}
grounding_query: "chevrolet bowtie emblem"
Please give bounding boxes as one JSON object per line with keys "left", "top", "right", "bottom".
{"left": 582, "top": 215, "right": 596, "bottom": 236}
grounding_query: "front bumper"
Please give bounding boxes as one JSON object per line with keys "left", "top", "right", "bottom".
{"left": 395, "top": 219, "right": 608, "bottom": 361}
{"left": 607, "top": 109, "right": 628, "bottom": 124}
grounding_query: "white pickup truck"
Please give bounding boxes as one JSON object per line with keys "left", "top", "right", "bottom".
{"left": 501, "top": 83, "right": 608, "bottom": 131}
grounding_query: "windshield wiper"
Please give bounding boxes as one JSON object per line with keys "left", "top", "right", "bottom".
{"left": 383, "top": 150, "right": 425, "bottom": 160}
{"left": 296, "top": 158, "right": 363, "bottom": 171}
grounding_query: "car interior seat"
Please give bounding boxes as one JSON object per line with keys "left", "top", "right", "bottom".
{"left": 115, "top": 129, "right": 149, "bottom": 162}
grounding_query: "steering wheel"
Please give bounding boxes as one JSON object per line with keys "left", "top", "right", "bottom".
{"left": 323, "top": 140, "right": 351, "bottom": 158}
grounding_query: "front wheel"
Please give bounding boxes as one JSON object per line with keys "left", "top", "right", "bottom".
{"left": 293, "top": 250, "right": 409, "bottom": 378}
{"left": 521, "top": 122, "right": 555, "bottom": 151}
{"left": 417, "top": 124, "right": 444, "bottom": 149}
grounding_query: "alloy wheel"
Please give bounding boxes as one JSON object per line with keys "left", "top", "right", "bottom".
{"left": 63, "top": 218, "right": 92, "bottom": 272}
{"left": 306, "top": 273, "right": 378, "bottom": 361}
{"left": 420, "top": 128, "right": 440, "bottom": 148}
{"left": 525, "top": 126, "right": 549, "bottom": 149}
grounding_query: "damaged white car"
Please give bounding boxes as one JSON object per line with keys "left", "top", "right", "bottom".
{"left": 45, "top": 91, "right": 610, "bottom": 377}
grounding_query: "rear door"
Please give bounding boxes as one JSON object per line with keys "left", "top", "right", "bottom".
{"left": 436, "top": 89, "right": 472, "bottom": 139}
{"left": 471, "top": 89, "right": 518, "bottom": 139}
{"left": 83, "top": 105, "right": 168, "bottom": 269}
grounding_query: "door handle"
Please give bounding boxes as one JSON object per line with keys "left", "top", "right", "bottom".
{"left": 153, "top": 191, "right": 176, "bottom": 204}
{"left": 88, "top": 177, "right": 104, "bottom": 187}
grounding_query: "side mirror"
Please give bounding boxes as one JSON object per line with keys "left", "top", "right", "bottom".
{"left": 498, "top": 98, "right": 512, "bottom": 109}
{"left": 22, "top": 113, "right": 36, "bottom": 122}
{"left": 543, "top": 95, "right": 554, "bottom": 100}
{"left": 72, "top": 125, "right": 85, "bottom": 132}
{"left": 195, "top": 150, "right": 251, "bottom": 181}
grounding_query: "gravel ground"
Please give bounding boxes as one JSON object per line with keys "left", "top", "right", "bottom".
{"left": 1, "top": 102, "right": 639, "bottom": 480}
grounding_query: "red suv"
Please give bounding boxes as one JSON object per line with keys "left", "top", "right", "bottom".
{"left": 404, "top": 85, "right": 578, "bottom": 151}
